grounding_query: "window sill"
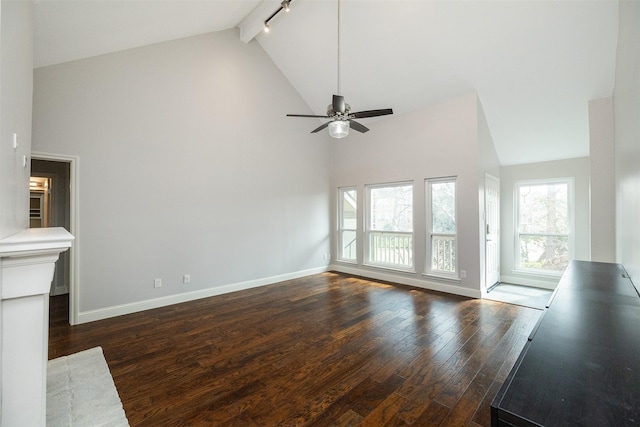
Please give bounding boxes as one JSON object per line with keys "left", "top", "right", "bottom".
{"left": 362, "top": 262, "right": 416, "bottom": 275}
{"left": 422, "top": 273, "right": 461, "bottom": 283}
{"left": 511, "top": 268, "right": 564, "bottom": 278}
{"left": 335, "top": 259, "right": 358, "bottom": 265}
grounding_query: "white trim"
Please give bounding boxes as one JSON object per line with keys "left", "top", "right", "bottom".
{"left": 76, "top": 266, "right": 328, "bottom": 324}
{"left": 337, "top": 186, "right": 358, "bottom": 262}
{"left": 425, "top": 176, "right": 458, "bottom": 277}
{"left": 422, "top": 272, "right": 461, "bottom": 283}
{"left": 31, "top": 152, "right": 80, "bottom": 325}
{"left": 331, "top": 264, "right": 481, "bottom": 299}
{"left": 484, "top": 173, "right": 500, "bottom": 291}
{"left": 500, "top": 274, "right": 559, "bottom": 290}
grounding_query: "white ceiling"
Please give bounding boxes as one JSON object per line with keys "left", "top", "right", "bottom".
{"left": 32, "top": 0, "right": 620, "bottom": 166}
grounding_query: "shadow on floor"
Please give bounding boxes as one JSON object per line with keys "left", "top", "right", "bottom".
{"left": 485, "top": 283, "right": 553, "bottom": 310}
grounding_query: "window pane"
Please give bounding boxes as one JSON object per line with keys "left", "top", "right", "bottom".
{"left": 518, "top": 183, "right": 568, "bottom": 234}
{"left": 341, "top": 230, "right": 357, "bottom": 260}
{"left": 339, "top": 188, "right": 357, "bottom": 261}
{"left": 370, "top": 185, "right": 413, "bottom": 232}
{"left": 431, "top": 235, "right": 456, "bottom": 272}
{"left": 341, "top": 189, "right": 357, "bottom": 229}
{"left": 431, "top": 181, "right": 456, "bottom": 234}
{"left": 519, "top": 235, "right": 569, "bottom": 271}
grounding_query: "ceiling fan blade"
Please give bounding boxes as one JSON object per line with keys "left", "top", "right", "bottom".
{"left": 349, "top": 119, "right": 369, "bottom": 133}
{"left": 311, "top": 122, "right": 330, "bottom": 133}
{"left": 351, "top": 108, "right": 394, "bottom": 119}
{"left": 333, "top": 95, "right": 346, "bottom": 114}
{"left": 287, "top": 114, "right": 330, "bottom": 118}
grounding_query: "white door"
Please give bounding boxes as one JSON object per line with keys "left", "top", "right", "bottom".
{"left": 485, "top": 174, "right": 500, "bottom": 289}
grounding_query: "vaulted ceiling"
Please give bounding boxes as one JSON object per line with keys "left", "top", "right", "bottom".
{"left": 33, "top": 0, "right": 619, "bottom": 166}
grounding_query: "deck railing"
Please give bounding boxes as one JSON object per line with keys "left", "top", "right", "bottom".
{"left": 341, "top": 234, "right": 357, "bottom": 261}
{"left": 431, "top": 234, "right": 456, "bottom": 273}
{"left": 369, "top": 231, "right": 413, "bottom": 268}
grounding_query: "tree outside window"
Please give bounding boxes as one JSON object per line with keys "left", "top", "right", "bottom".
{"left": 426, "top": 178, "right": 457, "bottom": 276}
{"left": 366, "top": 183, "right": 413, "bottom": 269}
{"left": 516, "top": 180, "right": 571, "bottom": 273}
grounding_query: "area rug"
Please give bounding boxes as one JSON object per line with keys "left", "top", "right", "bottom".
{"left": 47, "top": 347, "right": 129, "bottom": 427}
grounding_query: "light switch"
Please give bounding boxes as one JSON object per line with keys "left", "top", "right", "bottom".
{"left": 12, "top": 133, "right": 17, "bottom": 149}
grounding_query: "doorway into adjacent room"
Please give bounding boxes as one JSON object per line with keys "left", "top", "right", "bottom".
{"left": 31, "top": 153, "right": 78, "bottom": 325}
{"left": 31, "top": 160, "right": 70, "bottom": 296}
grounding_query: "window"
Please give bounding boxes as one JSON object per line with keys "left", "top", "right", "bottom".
{"left": 338, "top": 187, "right": 357, "bottom": 261}
{"left": 426, "top": 178, "right": 457, "bottom": 277}
{"left": 366, "top": 182, "right": 413, "bottom": 270}
{"left": 516, "top": 179, "right": 572, "bottom": 274}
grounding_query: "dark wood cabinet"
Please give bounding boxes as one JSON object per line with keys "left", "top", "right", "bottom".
{"left": 491, "top": 261, "right": 640, "bottom": 426}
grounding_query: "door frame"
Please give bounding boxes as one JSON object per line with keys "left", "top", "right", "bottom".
{"left": 32, "top": 152, "right": 80, "bottom": 325}
{"left": 485, "top": 173, "right": 500, "bottom": 291}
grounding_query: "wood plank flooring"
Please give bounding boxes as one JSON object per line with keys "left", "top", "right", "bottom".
{"left": 48, "top": 272, "right": 541, "bottom": 426}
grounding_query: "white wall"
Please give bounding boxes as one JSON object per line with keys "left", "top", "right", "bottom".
{"left": 330, "top": 92, "right": 485, "bottom": 297}
{"left": 614, "top": 0, "right": 640, "bottom": 290}
{"left": 588, "top": 97, "right": 615, "bottom": 263}
{"left": 500, "top": 157, "right": 591, "bottom": 289}
{"left": 0, "top": 0, "right": 32, "bottom": 239}
{"left": 32, "top": 29, "right": 331, "bottom": 320}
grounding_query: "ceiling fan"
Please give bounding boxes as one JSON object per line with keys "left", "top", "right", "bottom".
{"left": 286, "top": 0, "right": 393, "bottom": 138}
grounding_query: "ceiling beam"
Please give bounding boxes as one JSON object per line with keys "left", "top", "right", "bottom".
{"left": 237, "top": 0, "right": 285, "bottom": 43}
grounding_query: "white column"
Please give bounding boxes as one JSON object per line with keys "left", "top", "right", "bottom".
{"left": 0, "top": 228, "right": 74, "bottom": 426}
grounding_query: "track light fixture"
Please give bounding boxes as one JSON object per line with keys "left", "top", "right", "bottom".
{"left": 263, "top": 0, "right": 293, "bottom": 34}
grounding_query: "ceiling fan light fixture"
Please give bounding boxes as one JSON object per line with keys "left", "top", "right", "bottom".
{"left": 282, "top": 0, "right": 291, "bottom": 12}
{"left": 328, "top": 120, "right": 350, "bottom": 138}
{"left": 263, "top": 22, "right": 270, "bottom": 33}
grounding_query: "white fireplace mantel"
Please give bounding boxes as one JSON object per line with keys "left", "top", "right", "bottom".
{"left": 1, "top": 227, "right": 74, "bottom": 426}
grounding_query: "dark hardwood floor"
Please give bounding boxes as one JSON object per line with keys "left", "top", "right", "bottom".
{"left": 48, "top": 272, "right": 541, "bottom": 426}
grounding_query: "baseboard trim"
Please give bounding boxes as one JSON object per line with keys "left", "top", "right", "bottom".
{"left": 329, "top": 264, "right": 482, "bottom": 299}
{"left": 499, "top": 274, "right": 559, "bottom": 290}
{"left": 77, "top": 266, "right": 329, "bottom": 324}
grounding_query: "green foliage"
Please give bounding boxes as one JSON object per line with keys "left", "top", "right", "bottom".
{"left": 370, "top": 185, "right": 413, "bottom": 232}
{"left": 431, "top": 181, "right": 455, "bottom": 233}
{"left": 517, "top": 182, "right": 569, "bottom": 271}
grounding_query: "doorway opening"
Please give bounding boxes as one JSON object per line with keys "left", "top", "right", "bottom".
{"left": 31, "top": 153, "right": 79, "bottom": 325}
{"left": 31, "top": 160, "right": 70, "bottom": 296}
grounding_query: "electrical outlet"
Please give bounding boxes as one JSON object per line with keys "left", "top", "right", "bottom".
{"left": 183, "top": 274, "right": 191, "bottom": 284}
{"left": 324, "top": 253, "right": 330, "bottom": 261}
{"left": 460, "top": 270, "right": 467, "bottom": 279}
{"left": 154, "top": 278, "right": 162, "bottom": 288}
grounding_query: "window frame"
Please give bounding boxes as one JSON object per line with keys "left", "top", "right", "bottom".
{"left": 337, "top": 186, "right": 358, "bottom": 263}
{"left": 364, "top": 181, "right": 415, "bottom": 272}
{"left": 424, "top": 177, "right": 458, "bottom": 280}
{"left": 514, "top": 178, "right": 574, "bottom": 276}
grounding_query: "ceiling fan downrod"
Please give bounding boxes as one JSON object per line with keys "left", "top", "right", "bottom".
{"left": 285, "top": 0, "right": 394, "bottom": 138}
